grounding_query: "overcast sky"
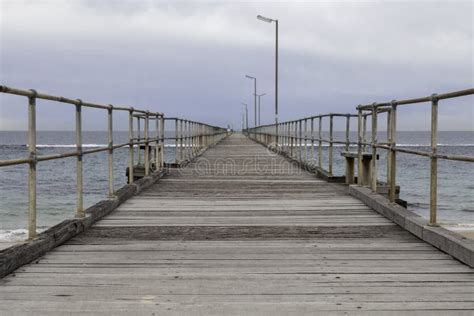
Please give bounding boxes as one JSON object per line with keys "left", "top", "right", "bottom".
{"left": 1, "top": 0, "right": 473, "bottom": 131}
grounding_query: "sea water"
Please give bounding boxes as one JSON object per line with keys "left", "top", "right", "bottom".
{"left": 0, "top": 131, "right": 473, "bottom": 241}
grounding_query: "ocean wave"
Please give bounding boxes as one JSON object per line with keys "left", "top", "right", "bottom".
{"left": 0, "top": 229, "right": 28, "bottom": 242}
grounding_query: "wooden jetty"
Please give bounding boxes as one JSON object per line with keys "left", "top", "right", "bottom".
{"left": 1, "top": 134, "right": 473, "bottom": 314}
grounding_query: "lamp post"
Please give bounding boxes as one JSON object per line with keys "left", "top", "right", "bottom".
{"left": 241, "top": 102, "right": 248, "bottom": 131}
{"left": 257, "top": 14, "right": 278, "bottom": 144}
{"left": 257, "top": 93, "right": 266, "bottom": 125}
{"left": 245, "top": 75, "right": 257, "bottom": 127}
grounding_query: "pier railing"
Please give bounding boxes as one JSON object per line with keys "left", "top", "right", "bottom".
{"left": 0, "top": 85, "right": 227, "bottom": 239}
{"left": 245, "top": 88, "right": 474, "bottom": 226}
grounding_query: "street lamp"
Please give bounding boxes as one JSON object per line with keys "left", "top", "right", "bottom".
{"left": 257, "top": 14, "right": 278, "bottom": 144}
{"left": 245, "top": 75, "right": 257, "bottom": 127}
{"left": 257, "top": 93, "right": 266, "bottom": 125}
{"left": 241, "top": 102, "right": 248, "bottom": 130}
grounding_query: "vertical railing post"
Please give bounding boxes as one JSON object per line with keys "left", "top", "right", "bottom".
{"left": 27, "top": 91, "right": 37, "bottom": 239}
{"left": 295, "top": 121, "right": 298, "bottom": 159}
{"left": 357, "top": 108, "right": 363, "bottom": 185}
{"left": 128, "top": 108, "right": 134, "bottom": 184}
{"left": 371, "top": 104, "right": 378, "bottom": 192}
{"left": 160, "top": 115, "right": 165, "bottom": 169}
{"left": 311, "top": 118, "right": 315, "bottom": 162}
{"left": 429, "top": 94, "right": 439, "bottom": 226}
{"left": 191, "top": 122, "right": 195, "bottom": 156}
{"left": 386, "top": 109, "right": 391, "bottom": 186}
{"left": 389, "top": 101, "right": 397, "bottom": 203}
{"left": 107, "top": 105, "right": 114, "bottom": 198}
{"left": 137, "top": 117, "right": 141, "bottom": 165}
{"left": 180, "top": 120, "right": 184, "bottom": 162}
{"left": 155, "top": 115, "right": 160, "bottom": 171}
{"left": 297, "top": 120, "right": 301, "bottom": 161}
{"left": 304, "top": 119, "right": 308, "bottom": 162}
{"left": 198, "top": 124, "right": 202, "bottom": 151}
{"left": 362, "top": 115, "right": 367, "bottom": 152}
{"left": 175, "top": 119, "right": 179, "bottom": 163}
{"left": 288, "top": 122, "right": 294, "bottom": 157}
{"left": 318, "top": 117, "right": 322, "bottom": 170}
{"left": 75, "top": 99, "right": 84, "bottom": 218}
{"left": 329, "top": 114, "right": 334, "bottom": 175}
{"left": 184, "top": 120, "right": 188, "bottom": 160}
{"left": 345, "top": 115, "right": 350, "bottom": 152}
{"left": 144, "top": 112, "right": 150, "bottom": 176}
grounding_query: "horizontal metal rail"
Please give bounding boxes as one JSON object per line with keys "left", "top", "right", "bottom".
{"left": 245, "top": 87, "right": 474, "bottom": 226}
{"left": 0, "top": 85, "right": 228, "bottom": 239}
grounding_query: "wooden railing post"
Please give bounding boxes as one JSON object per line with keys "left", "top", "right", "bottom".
{"left": 329, "top": 114, "right": 334, "bottom": 175}
{"left": 362, "top": 114, "right": 367, "bottom": 152}
{"left": 386, "top": 109, "right": 391, "bottom": 185}
{"left": 160, "top": 115, "right": 165, "bottom": 169}
{"left": 357, "top": 108, "right": 363, "bottom": 185}
{"left": 28, "top": 91, "right": 37, "bottom": 239}
{"left": 175, "top": 119, "right": 179, "bottom": 163}
{"left": 304, "top": 119, "right": 308, "bottom": 162}
{"left": 128, "top": 108, "right": 134, "bottom": 184}
{"left": 429, "top": 94, "right": 439, "bottom": 226}
{"left": 155, "top": 115, "right": 160, "bottom": 171}
{"left": 371, "top": 104, "right": 378, "bottom": 192}
{"left": 345, "top": 115, "right": 350, "bottom": 152}
{"left": 137, "top": 117, "right": 141, "bottom": 165}
{"left": 293, "top": 121, "right": 298, "bottom": 158}
{"left": 185, "top": 120, "right": 189, "bottom": 160}
{"left": 389, "top": 101, "right": 397, "bottom": 202}
{"left": 300, "top": 120, "right": 303, "bottom": 161}
{"left": 75, "top": 99, "right": 84, "bottom": 218}
{"left": 318, "top": 117, "right": 322, "bottom": 169}
{"left": 311, "top": 118, "right": 315, "bottom": 161}
{"left": 107, "top": 105, "right": 114, "bottom": 198}
{"left": 180, "top": 119, "right": 184, "bottom": 161}
{"left": 144, "top": 112, "right": 150, "bottom": 176}
{"left": 290, "top": 122, "right": 294, "bottom": 157}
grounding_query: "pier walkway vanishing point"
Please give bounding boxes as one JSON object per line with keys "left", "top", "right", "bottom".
{"left": 1, "top": 134, "right": 473, "bottom": 315}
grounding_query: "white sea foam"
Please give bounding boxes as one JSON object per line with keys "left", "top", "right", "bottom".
{"left": 0, "top": 229, "right": 28, "bottom": 242}
{"left": 443, "top": 223, "right": 474, "bottom": 231}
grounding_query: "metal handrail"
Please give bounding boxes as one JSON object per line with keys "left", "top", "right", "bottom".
{"left": 245, "top": 87, "right": 474, "bottom": 226}
{"left": 0, "top": 85, "right": 228, "bottom": 239}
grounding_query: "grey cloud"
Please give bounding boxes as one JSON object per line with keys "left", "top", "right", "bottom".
{"left": 0, "top": 0, "right": 472, "bottom": 131}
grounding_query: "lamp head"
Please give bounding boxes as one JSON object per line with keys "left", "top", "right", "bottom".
{"left": 245, "top": 75, "right": 255, "bottom": 80}
{"left": 257, "top": 15, "right": 273, "bottom": 23}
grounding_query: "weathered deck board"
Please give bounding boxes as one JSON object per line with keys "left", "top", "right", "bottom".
{"left": 0, "top": 134, "right": 473, "bottom": 314}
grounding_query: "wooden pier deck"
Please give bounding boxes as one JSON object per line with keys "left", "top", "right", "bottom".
{"left": 1, "top": 134, "right": 473, "bottom": 315}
